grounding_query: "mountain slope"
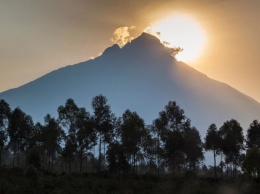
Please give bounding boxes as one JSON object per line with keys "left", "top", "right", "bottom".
{"left": 1, "top": 33, "right": 259, "bottom": 134}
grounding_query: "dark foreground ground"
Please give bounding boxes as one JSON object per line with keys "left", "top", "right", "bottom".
{"left": 0, "top": 166, "right": 259, "bottom": 194}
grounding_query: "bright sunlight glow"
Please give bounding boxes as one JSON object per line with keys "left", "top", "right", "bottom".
{"left": 144, "top": 14, "right": 207, "bottom": 63}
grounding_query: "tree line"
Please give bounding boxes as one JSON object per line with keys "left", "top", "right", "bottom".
{"left": 0, "top": 96, "right": 260, "bottom": 181}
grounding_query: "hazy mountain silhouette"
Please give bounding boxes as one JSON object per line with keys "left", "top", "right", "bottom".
{"left": 1, "top": 33, "right": 260, "bottom": 134}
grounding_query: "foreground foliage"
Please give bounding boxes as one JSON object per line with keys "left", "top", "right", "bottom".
{"left": 0, "top": 166, "right": 259, "bottom": 194}
{"left": 1, "top": 96, "right": 260, "bottom": 193}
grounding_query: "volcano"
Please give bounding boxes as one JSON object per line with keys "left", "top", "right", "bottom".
{"left": 1, "top": 33, "right": 259, "bottom": 134}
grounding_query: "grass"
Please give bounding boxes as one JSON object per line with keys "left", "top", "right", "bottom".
{"left": 0, "top": 166, "right": 258, "bottom": 194}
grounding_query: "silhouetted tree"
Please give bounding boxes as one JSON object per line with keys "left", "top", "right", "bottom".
{"left": 247, "top": 120, "right": 260, "bottom": 149}
{"left": 27, "top": 146, "right": 42, "bottom": 170}
{"left": 61, "top": 136, "right": 76, "bottom": 173}
{"left": 204, "top": 123, "right": 222, "bottom": 180}
{"left": 242, "top": 120, "right": 260, "bottom": 183}
{"left": 0, "top": 99, "right": 11, "bottom": 165}
{"left": 183, "top": 126, "right": 204, "bottom": 171}
{"left": 21, "top": 115, "right": 35, "bottom": 168}
{"left": 58, "top": 99, "right": 80, "bottom": 172}
{"left": 91, "top": 95, "right": 113, "bottom": 171}
{"left": 76, "top": 108, "right": 96, "bottom": 173}
{"left": 154, "top": 101, "right": 192, "bottom": 176}
{"left": 58, "top": 98, "right": 79, "bottom": 135}
{"left": 58, "top": 99, "right": 98, "bottom": 173}
{"left": 120, "top": 110, "right": 145, "bottom": 175}
{"left": 219, "top": 119, "right": 244, "bottom": 179}
{"left": 8, "top": 108, "right": 34, "bottom": 168}
{"left": 39, "top": 114, "right": 64, "bottom": 172}
{"left": 160, "top": 101, "right": 188, "bottom": 136}
{"left": 107, "top": 142, "right": 129, "bottom": 174}
{"left": 164, "top": 129, "right": 185, "bottom": 176}
{"left": 152, "top": 114, "right": 168, "bottom": 175}
{"left": 242, "top": 147, "right": 260, "bottom": 179}
{"left": 142, "top": 127, "right": 158, "bottom": 174}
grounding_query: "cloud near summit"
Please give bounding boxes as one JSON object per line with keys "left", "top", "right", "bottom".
{"left": 111, "top": 26, "right": 136, "bottom": 48}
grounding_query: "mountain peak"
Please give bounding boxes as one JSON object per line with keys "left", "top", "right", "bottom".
{"left": 120, "top": 32, "right": 168, "bottom": 59}
{"left": 139, "top": 32, "right": 160, "bottom": 41}
{"left": 102, "top": 33, "right": 163, "bottom": 58}
{"left": 102, "top": 44, "right": 120, "bottom": 56}
{"left": 131, "top": 32, "right": 161, "bottom": 46}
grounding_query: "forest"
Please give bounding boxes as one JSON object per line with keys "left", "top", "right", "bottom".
{"left": 0, "top": 95, "right": 260, "bottom": 194}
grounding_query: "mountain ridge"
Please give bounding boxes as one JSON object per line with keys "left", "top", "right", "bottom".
{"left": 1, "top": 32, "right": 259, "bottom": 134}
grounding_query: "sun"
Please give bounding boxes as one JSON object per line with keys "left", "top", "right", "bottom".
{"left": 144, "top": 14, "right": 207, "bottom": 63}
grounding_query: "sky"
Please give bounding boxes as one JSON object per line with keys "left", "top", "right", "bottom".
{"left": 1, "top": 0, "right": 260, "bottom": 102}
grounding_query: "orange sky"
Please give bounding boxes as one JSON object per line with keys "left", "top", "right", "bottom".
{"left": 1, "top": 0, "right": 260, "bottom": 102}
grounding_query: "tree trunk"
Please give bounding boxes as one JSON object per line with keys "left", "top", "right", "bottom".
{"left": 172, "top": 164, "right": 175, "bottom": 177}
{"left": 69, "top": 161, "right": 71, "bottom": 173}
{"left": 214, "top": 150, "right": 217, "bottom": 181}
{"left": 157, "top": 133, "right": 160, "bottom": 176}
{"left": 13, "top": 145, "right": 16, "bottom": 168}
{"left": 0, "top": 148, "right": 2, "bottom": 165}
{"left": 133, "top": 154, "right": 135, "bottom": 175}
{"left": 79, "top": 158, "right": 82, "bottom": 173}
{"left": 98, "top": 132, "right": 101, "bottom": 171}
{"left": 103, "top": 142, "right": 106, "bottom": 170}
{"left": 232, "top": 162, "right": 236, "bottom": 179}
{"left": 256, "top": 180, "right": 259, "bottom": 194}
{"left": 75, "top": 159, "right": 78, "bottom": 172}
{"left": 17, "top": 142, "right": 20, "bottom": 168}
{"left": 25, "top": 148, "right": 28, "bottom": 169}
{"left": 48, "top": 153, "right": 51, "bottom": 171}
{"left": 93, "top": 146, "right": 95, "bottom": 173}
{"left": 86, "top": 155, "right": 88, "bottom": 172}
{"left": 220, "top": 153, "right": 223, "bottom": 177}
{"left": 226, "top": 162, "right": 229, "bottom": 180}
{"left": 51, "top": 155, "right": 54, "bottom": 172}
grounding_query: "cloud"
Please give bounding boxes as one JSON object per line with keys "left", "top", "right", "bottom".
{"left": 144, "top": 24, "right": 183, "bottom": 57}
{"left": 111, "top": 26, "right": 136, "bottom": 47}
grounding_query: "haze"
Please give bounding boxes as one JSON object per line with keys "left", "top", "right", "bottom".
{"left": 1, "top": 0, "right": 260, "bottom": 102}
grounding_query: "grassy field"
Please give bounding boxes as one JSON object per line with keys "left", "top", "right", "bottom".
{"left": 0, "top": 166, "right": 259, "bottom": 194}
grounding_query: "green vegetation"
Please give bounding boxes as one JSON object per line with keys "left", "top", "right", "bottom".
{"left": 1, "top": 97, "right": 260, "bottom": 193}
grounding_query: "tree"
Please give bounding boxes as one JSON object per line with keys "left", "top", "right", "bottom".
{"left": 58, "top": 98, "right": 79, "bottom": 135}
{"left": 0, "top": 99, "right": 11, "bottom": 165}
{"left": 164, "top": 129, "right": 185, "bottom": 176}
{"left": 152, "top": 113, "right": 168, "bottom": 175}
{"left": 8, "top": 108, "right": 34, "bottom": 168}
{"left": 21, "top": 114, "right": 35, "bottom": 168}
{"left": 27, "top": 146, "right": 42, "bottom": 170}
{"left": 247, "top": 120, "right": 260, "bottom": 149}
{"left": 242, "top": 147, "right": 260, "bottom": 178}
{"left": 106, "top": 142, "right": 129, "bottom": 174}
{"left": 39, "top": 114, "right": 64, "bottom": 172}
{"left": 183, "top": 126, "right": 204, "bottom": 171}
{"left": 91, "top": 95, "right": 113, "bottom": 171}
{"left": 76, "top": 108, "right": 96, "bottom": 173}
{"left": 159, "top": 101, "right": 188, "bottom": 138}
{"left": 154, "top": 101, "right": 192, "bottom": 176}
{"left": 58, "top": 99, "right": 97, "bottom": 173}
{"left": 141, "top": 128, "right": 158, "bottom": 174}
{"left": 243, "top": 120, "right": 260, "bottom": 189}
{"left": 61, "top": 136, "right": 77, "bottom": 173}
{"left": 219, "top": 119, "right": 244, "bottom": 179}
{"left": 204, "top": 123, "right": 222, "bottom": 180}
{"left": 58, "top": 99, "right": 80, "bottom": 172}
{"left": 120, "top": 110, "right": 146, "bottom": 175}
